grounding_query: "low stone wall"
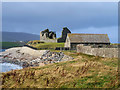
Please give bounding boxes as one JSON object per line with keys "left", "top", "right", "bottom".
{"left": 77, "top": 44, "right": 118, "bottom": 58}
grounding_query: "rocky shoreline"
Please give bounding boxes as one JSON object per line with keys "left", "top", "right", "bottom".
{"left": 0, "top": 47, "right": 73, "bottom": 68}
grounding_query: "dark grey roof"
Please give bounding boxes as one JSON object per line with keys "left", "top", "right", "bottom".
{"left": 67, "top": 33, "right": 110, "bottom": 43}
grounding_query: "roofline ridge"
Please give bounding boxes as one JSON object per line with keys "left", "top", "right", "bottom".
{"left": 68, "top": 33, "right": 108, "bottom": 35}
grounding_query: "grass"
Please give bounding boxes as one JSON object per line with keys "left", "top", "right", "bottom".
{"left": 27, "top": 40, "right": 44, "bottom": 45}
{"left": 0, "top": 42, "right": 24, "bottom": 49}
{"left": 111, "top": 43, "right": 120, "bottom": 45}
{"left": 1, "top": 50, "right": 119, "bottom": 88}
{"left": 30, "top": 42, "right": 64, "bottom": 49}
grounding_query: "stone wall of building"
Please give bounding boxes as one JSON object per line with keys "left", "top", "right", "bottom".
{"left": 64, "top": 35, "right": 70, "bottom": 47}
{"left": 40, "top": 38, "right": 57, "bottom": 43}
{"left": 77, "top": 44, "right": 118, "bottom": 58}
{"left": 57, "top": 27, "right": 71, "bottom": 43}
{"left": 40, "top": 29, "right": 57, "bottom": 43}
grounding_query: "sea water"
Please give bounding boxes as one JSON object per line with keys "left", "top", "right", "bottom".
{"left": 0, "top": 49, "right": 23, "bottom": 72}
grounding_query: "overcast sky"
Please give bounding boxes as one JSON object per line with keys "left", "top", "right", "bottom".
{"left": 2, "top": 2, "right": 118, "bottom": 43}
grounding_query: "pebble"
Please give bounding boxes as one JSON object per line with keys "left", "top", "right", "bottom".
{"left": 1, "top": 47, "right": 73, "bottom": 68}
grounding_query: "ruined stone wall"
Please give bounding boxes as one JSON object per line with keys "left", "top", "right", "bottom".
{"left": 57, "top": 27, "right": 71, "bottom": 43}
{"left": 40, "top": 29, "right": 57, "bottom": 43}
{"left": 40, "top": 38, "right": 57, "bottom": 43}
{"left": 77, "top": 44, "right": 118, "bottom": 58}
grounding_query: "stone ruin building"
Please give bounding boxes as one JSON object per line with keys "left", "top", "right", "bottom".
{"left": 40, "top": 27, "right": 71, "bottom": 43}
{"left": 40, "top": 29, "right": 57, "bottom": 43}
{"left": 64, "top": 33, "right": 110, "bottom": 49}
{"left": 39, "top": 28, "right": 118, "bottom": 58}
{"left": 57, "top": 27, "right": 71, "bottom": 43}
{"left": 40, "top": 28, "right": 111, "bottom": 49}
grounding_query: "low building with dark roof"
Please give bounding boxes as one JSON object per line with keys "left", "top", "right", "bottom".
{"left": 64, "top": 33, "right": 110, "bottom": 49}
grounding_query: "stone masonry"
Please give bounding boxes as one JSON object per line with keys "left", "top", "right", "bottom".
{"left": 40, "top": 29, "right": 57, "bottom": 43}
{"left": 77, "top": 44, "right": 118, "bottom": 58}
{"left": 57, "top": 27, "right": 71, "bottom": 43}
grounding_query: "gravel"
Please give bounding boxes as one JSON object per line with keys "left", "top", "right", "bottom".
{"left": 0, "top": 47, "right": 74, "bottom": 68}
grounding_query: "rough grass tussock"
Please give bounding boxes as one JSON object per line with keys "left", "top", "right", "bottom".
{"left": 1, "top": 51, "right": 119, "bottom": 88}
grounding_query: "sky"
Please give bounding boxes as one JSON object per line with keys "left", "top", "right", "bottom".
{"left": 2, "top": 2, "right": 118, "bottom": 43}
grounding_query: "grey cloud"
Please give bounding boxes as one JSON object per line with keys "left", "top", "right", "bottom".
{"left": 2, "top": 2, "right": 118, "bottom": 43}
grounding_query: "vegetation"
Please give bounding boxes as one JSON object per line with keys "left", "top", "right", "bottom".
{"left": 27, "top": 41, "right": 64, "bottom": 49}
{"left": 34, "top": 43, "right": 64, "bottom": 49}
{"left": 111, "top": 43, "right": 120, "bottom": 45}
{"left": 27, "top": 40, "right": 44, "bottom": 45}
{"left": 0, "top": 42, "right": 25, "bottom": 49}
{"left": 1, "top": 51, "right": 119, "bottom": 88}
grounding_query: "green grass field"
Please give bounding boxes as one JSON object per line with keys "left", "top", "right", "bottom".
{"left": 30, "top": 42, "right": 64, "bottom": 49}
{"left": 0, "top": 42, "right": 25, "bottom": 49}
{"left": 1, "top": 51, "right": 119, "bottom": 88}
{"left": 27, "top": 40, "right": 64, "bottom": 49}
{"left": 111, "top": 43, "right": 120, "bottom": 45}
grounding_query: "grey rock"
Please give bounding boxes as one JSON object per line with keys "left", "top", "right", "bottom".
{"left": 1, "top": 47, "right": 74, "bottom": 68}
